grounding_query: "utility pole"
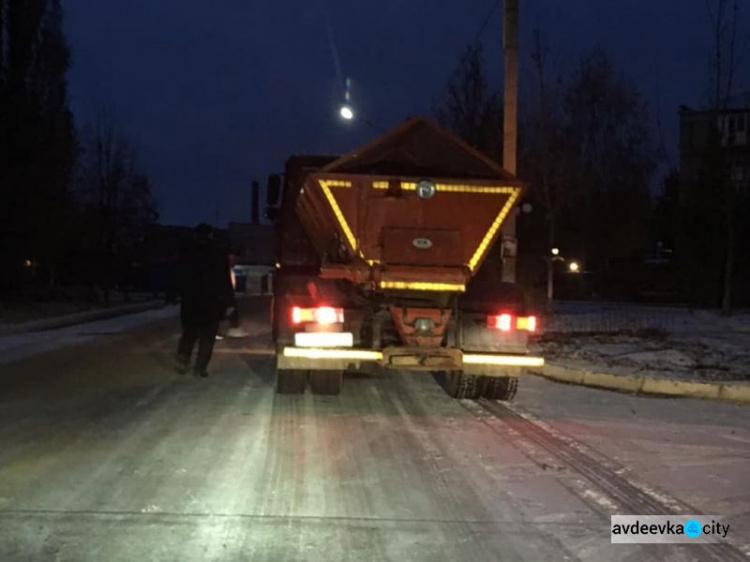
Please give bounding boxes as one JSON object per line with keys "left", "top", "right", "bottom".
{"left": 251, "top": 181, "right": 260, "bottom": 225}
{"left": 501, "top": 0, "right": 519, "bottom": 283}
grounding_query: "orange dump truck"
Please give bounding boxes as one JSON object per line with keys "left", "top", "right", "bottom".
{"left": 269, "top": 118, "right": 544, "bottom": 398}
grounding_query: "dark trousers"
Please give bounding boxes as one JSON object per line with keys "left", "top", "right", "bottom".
{"left": 228, "top": 306, "right": 240, "bottom": 328}
{"left": 177, "top": 317, "right": 219, "bottom": 375}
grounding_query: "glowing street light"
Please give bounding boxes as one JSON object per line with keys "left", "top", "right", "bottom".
{"left": 551, "top": 248, "right": 560, "bottom": 256}
{"left": 568, "top": 261, "right": 581, "bottom": 273}
{"left": 339, "top": 105, "right": 354, "bottom": 121}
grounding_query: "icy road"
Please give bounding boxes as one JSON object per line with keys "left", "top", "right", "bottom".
{"left": 0, "top": 298, "right": 748, "bottom": 562}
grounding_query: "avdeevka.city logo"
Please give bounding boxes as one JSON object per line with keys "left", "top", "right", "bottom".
{"left": 610, "top": 515, "right": 730, "bottom": 544}
{"left": 684, "top": 519, "right": 702, "bottom": 538}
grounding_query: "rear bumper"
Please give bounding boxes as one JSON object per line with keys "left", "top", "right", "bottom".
{"left": 278, "top": 346, "right": 544, "bottom": 374}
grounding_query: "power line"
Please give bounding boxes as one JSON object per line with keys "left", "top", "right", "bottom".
{"left": 457, "top": 0, "right": 502, "bottom": 68}
{"left": 473, "top": 0, "right": 503, "bottom": 46}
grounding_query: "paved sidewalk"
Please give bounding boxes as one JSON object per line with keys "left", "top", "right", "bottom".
{"left": 0, "top": 305, "right": 178, "bottom": 366}
{"left": 0, "top": 300, "right": 167, "bottom": 336}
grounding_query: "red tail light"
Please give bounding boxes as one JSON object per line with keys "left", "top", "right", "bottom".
{"left": 291, "top": 306, "right": 344, "bottom": 325}
{"left": 487, "top": 314, "right": 538, "bottom": 332}
{"left": 488, "top": 314, "right": 513, "bottom": 331}
{"left": 314, "top": 307, "right": 344, "bottom": 325}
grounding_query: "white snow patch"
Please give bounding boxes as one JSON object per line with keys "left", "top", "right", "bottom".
{"left": 619, "top": 349, "right": 695, "bottom": 369}
{"left": 580, "top": 488, "right": 619, "bottom": 512}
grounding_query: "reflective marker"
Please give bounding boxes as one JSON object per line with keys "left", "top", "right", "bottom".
{"left": 463, "top": 354, "right": 545, "bottom": 367}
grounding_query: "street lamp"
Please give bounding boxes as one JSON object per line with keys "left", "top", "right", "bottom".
{"left": 546, "top": 248, "right": 564, "bottom": 311}
{"left": 337, "top": 106, "right": 386, "bottom": 132}
{"left": 547, "top": 249, "right": 582, "bottom": 309}
{"left": 339, "top": 105, "right": 354, "bottom": 121}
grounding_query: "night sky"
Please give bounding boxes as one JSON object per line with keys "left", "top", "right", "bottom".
{"left": 64, "top": 0, "right": 748, "bottom": 226}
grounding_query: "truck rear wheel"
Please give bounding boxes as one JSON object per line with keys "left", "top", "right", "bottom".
{"left": 442, "top": 371, "right": 482, "bottom": 399}
{"left": 479, "top": 376, "right": 519, "bottom": 401}
{"left": 276, "top": 369, "right": 307, "bottom": 394}
{"left": 309, "top": 370, "right": 344, "bottom": 396}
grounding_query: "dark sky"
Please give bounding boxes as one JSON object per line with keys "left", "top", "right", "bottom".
{"left": 64, "top": 0, "right": 748, "bottom": 226}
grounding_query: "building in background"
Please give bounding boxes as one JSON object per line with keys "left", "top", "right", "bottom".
{"left": 226, "top": 180, "right": 275, "bottom": 294}
{"left": 679, "top": 94, "right": 750, "bottom": 192}
{"left": 678, "top": 93, "right": 750, "bottom": 307}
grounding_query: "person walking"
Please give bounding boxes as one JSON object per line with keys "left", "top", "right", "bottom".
{"left": 175, "top": 223, "right": 235, "bottom": 377}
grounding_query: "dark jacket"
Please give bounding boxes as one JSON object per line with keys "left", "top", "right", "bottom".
{"left": 177, "top": 239, "right": 235, "bottom": 323}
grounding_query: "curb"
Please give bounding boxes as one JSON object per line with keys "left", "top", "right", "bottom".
{"left": 0, "top": 301, "right": 166, "bottom": 336}
{"left": 528, "top": 363, "right": 750, "bottom": 405}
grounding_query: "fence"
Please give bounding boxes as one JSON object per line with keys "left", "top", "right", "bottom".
{"left": 544, "top": 301, "right": 749, "bottom": 334}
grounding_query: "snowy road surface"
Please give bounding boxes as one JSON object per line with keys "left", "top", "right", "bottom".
{"left": 0, "top": 298, "right": 748, "bottom": 561}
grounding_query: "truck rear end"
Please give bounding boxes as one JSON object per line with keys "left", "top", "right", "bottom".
{"left": 271, "top": 118, "right": 544, "bottom": 397}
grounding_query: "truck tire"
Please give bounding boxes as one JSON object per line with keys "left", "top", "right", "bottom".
{"left": 309, "top": 370, "right": 344, "bottom": 396}
{"left": 479, "top": 376, "right": 519, "bottom": 401}
{"left": 276, "top": 369, "right": 307, "bottom": 394}
{"left": 442, "top": 371, "right": 482, "bottom": 399}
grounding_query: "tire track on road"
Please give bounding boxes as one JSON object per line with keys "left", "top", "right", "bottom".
{"left": 464, "top": 398, "right": 749, "bottom": 561}
{"left": 381, "top": 373, "right": 578, "bottom": 562}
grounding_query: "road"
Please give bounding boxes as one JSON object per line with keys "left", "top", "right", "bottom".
{"left": 0, "top": 298, "right": 748, "bottom": 562}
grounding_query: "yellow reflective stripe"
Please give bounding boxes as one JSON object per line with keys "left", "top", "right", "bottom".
{"left": 376, "top": 182, "right": 517, "bottom": 195}
{"left": 468, "top": 187, "right": 521, "bottom": 271}
{"left": 435, "top": 184, "right": 517, "bottom": 194}
{"left": 283, "top": 347, "right": 382, "bottom": 361}
{"left": 319, "top": 179, "right": 357, "bottom": 252}
{"left": 328, "top": 179, "right": 520, "bottom": 270}
{"left": 463, "top": 354, "right": 545, "bottom": 367}
{"left": 379, "top": 281, "right": 465, "bottom": 292}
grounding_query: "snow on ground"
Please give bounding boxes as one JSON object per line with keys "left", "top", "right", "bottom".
{"left": 0, "top": 296, "right": 268, "bottom": 367}
{"left": 547, "top": 301, "right": 750, "bottom": 334}
{"left": 0, "top": 291, "right": 158, "bottom": 326}
{"left": 0, "top": 305, "right": 179, "bottom": 366}
{"left": 540, "top": 304, "right": 750, "bottom": 382}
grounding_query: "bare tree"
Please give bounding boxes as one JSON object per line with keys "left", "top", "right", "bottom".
{"left": 703, "top": 0, "right": 748, "bottom": 313}
{"left": 0, "top": 0, "right": 76, "bottom": 292}
{"left": 434, "top": 43, "right": 503, "bottom": 159}
{"left": 75, "top": 112, "right": 158, "bottom": 300}
{"left": 563, "top": 47, "right": 656, "bottom": 289}
{"left": 706, "top": 0, "right": 749, "bottom": 110}
{"left": 523, "top": 30, "right": 570, "bottom": 306}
